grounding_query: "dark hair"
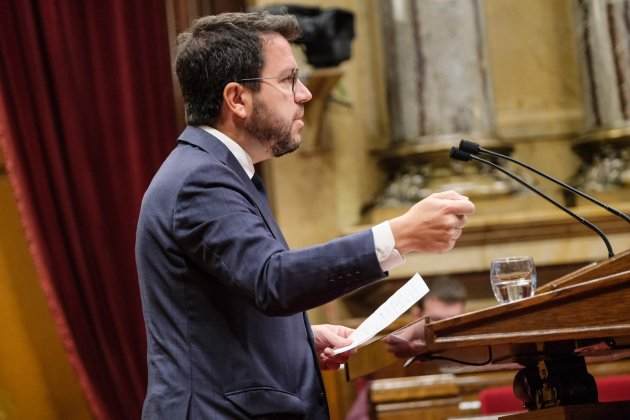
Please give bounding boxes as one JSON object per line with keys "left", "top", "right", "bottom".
{"left": 418, "top": 277, "right": 467, "bottom": 310}
{"left": 175, "top": 12, "right": 301, "bottom": 126}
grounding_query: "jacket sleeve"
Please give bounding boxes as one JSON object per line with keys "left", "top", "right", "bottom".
{"left": 172, "top": 170, "right": 386, "bottom": 316}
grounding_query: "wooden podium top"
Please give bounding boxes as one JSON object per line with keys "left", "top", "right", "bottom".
{"left": 345, "top": 249, "right": 630, "bottom": 381}
{"left": 538, "top": 248, "right": 630, "bottom": 293}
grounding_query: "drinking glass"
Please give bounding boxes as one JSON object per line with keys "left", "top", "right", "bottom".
{"left": 490, "top": 256, "right": 537, "bottom": 304}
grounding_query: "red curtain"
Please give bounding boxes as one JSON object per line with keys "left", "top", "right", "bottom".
{"left": 0, "top": 2, "right": 176, "bottom": 419}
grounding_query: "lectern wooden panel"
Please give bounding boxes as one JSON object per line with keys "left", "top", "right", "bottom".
{"left": 346, "top": 250, "right": 630, "bottom": 419}
{"left": 537, "top": 248, "right": 630, "bottom": 293}
{"left": 425, "top": 269, "right": 630, "bottom": 351}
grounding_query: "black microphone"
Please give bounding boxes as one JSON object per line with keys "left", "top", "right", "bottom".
{"left": 458, "top": 139, "right": 630, "bottom": 224}
{"left": 449, "top": 147, "right": 615, "bottom": 258}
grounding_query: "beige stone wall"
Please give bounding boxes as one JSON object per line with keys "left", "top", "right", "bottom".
{"left": 488, "top": 0, "right": 583, "bottom": 139}
{"left": 487, "top": 0, "right": 583, "bottom": 194}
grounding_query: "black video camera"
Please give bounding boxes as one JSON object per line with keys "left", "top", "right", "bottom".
{"left": 262, "top": 4, "right": 355, "bottom": 68}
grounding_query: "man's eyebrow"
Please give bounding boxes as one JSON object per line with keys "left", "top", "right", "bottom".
{"left": 281, "top": 67, "right": 298, "bottom": 76}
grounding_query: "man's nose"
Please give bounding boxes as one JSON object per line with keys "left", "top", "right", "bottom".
{"left": 295, "top": 79, "right": 312, "bottom": 103}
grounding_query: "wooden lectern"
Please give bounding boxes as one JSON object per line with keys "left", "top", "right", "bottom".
{"left": 346, "top": 249, "right": 630, "bottom": 419}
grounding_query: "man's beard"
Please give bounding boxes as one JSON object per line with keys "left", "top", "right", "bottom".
{"left": 244, "top": 98, "right": 300, "bottom": 157}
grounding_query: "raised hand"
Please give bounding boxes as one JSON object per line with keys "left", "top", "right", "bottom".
{"left": 389, "top": 190, "right": 475, "bottom": 254}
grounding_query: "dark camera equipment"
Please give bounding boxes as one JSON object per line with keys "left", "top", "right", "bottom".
{"left": 261, "top": 4, "right": 355, "bottom": 68}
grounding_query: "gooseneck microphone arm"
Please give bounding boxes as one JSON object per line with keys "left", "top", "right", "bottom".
{"left": 459, "top": 140, "right": 630, "bottom": 224}
{"left": 449, "top": 147, "right": 615, "bottom": 258}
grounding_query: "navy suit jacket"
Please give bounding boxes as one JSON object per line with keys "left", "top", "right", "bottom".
{"left": 136, "top": 126, "right": 386, "bottom": 419}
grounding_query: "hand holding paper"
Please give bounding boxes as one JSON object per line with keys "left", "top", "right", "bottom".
{"left": 331, "top": 273, "right": 429, "bottom": 355}
{"left": 312, "top": 324, "right": 354, "bottom": 370}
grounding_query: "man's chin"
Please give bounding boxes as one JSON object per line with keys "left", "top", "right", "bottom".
{"left": 272, "top": 138, "right": 301, "bottom": 157}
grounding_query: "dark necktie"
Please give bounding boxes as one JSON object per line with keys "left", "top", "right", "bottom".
{"left": 251, "top": 173, "right": 267, "bottom": 198}
{"left": 251, "top": 173, "right": 289, "bottom": 247}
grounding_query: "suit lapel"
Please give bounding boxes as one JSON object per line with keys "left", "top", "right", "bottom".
{"left": 178, "top": 126, "right": 289, "bottom": 248}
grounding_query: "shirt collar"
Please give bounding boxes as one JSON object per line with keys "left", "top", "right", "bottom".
{"left": 199, "top": 126, "right": 255, "bottom": 179}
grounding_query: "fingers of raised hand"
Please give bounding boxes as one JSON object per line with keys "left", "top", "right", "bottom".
{"left": 444, "top": 199, "right": 475, "bottom": 216}
{"left": 455, "top": 214, "right": 468, "bottom": 227}
{"left": 451, "top": 227, "right": 463, "bottom": 240}
{"left": 431, "top": 190, "right": 468, "bottom": 201}
{"left": 443, "top": 213, "right": 466, "bottom": 230}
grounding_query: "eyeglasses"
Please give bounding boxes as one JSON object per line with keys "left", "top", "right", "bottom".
{"left": 237, "top": 68, "right": 300, "bottom": 98}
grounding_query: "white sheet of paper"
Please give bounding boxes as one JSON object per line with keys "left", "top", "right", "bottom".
{"left": 332, "top": 273, "right": 429, "bottom": 355}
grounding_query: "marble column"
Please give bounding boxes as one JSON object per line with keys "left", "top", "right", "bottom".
{"left": 572, "top": 0, "right": 630, "bottom": 193}
{"left": 383, "top": 0, "right": 494, "bottom": 145}
{"left": 375, "top": 0, "right": 519, "bottom": 209}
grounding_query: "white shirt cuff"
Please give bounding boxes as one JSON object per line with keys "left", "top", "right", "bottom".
{"left": 372, "top": 221, "right": 405, "bottom": 272}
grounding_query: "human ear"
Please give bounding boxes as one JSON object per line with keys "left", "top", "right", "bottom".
{"left": 223, "top": 82, "right": 252, "bottom": 119}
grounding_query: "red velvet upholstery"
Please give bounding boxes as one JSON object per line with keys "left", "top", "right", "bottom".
{"left": 597, "top": 375, "right": 630, "bottom": 402}
{"left": 479, "top": 385, "right": 523, "bottom": 415}
{"left": 479, "top": 375, "right": 630, "bottom": 414}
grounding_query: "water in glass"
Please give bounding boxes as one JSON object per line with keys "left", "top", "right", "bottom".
{"left": 490, "top": 256, "right": 536, "bottom": 304}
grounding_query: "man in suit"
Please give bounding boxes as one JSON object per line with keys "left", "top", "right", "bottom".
{"left": 136, "top": 11, "right": 475, "bottom": 420}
